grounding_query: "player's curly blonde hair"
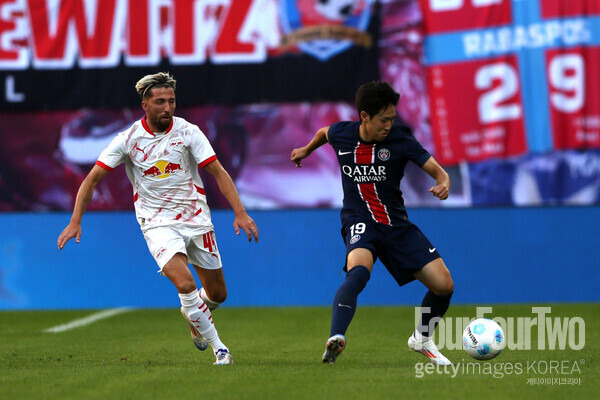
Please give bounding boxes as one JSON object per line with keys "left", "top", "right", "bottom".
{"left": 135, "top": 72, "right": 176, "bottom": 99}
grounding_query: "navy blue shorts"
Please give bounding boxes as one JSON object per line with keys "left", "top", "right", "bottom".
{"left": 341, "top": 220, "right": 441, "bottom": 286}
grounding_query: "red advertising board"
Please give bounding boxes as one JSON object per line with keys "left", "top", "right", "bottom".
{"left": 420, "top": 0, "right": 511, "bottom": 33}
{"left": 547, "top": 46, "right": 600, "bottom": 149}
{"left": 421, "top": 0, "right": 600, "bottom": 165}
{"left": 428, "top": 56, "right": 527, "bottom": 163}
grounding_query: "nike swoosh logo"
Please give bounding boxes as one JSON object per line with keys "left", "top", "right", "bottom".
{"left": 338, "top": 150, "right": 353, "bottom": 156}
{"left": 337, "top": 303, "right": 353, "bottom": 309}
{"left": 429, "top": 248, "right": 436, "bottom": 253}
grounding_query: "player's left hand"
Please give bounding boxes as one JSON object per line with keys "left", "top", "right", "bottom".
{"left": 57, "top": 222, "right": 82, "bottom": 249}
{"left": 429, "top": 184, "right": 449, "bottom": 200}
{"left": 234, "top": 211, "right": 259, "bottom": 242}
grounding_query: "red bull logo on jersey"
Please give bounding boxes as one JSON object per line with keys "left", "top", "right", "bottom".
{"left": 342, "top": 164, "right": 386, "bottom": 183}
{"left": 142, "top": 160, "right": 182, "bottom": 179}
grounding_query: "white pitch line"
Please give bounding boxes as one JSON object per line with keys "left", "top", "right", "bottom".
{"left": 44, "top": 307, "right": 134, "bottom": 333}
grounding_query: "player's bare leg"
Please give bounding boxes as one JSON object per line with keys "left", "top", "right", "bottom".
{"left": 163, "top": 254, "right": 232, "bottom": 364}
{"left": 408, "top": 258, "right": 453, "bottom": 365}
{"left": 413, "top": 258, "right": 453, "bottom": 296}
{"left": 193, "top": 265, "right": 227, "bottom": 311}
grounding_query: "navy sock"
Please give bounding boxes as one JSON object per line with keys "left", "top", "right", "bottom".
{"left": 417, "top": 290, "right": 453, "bottom": 338}
{"left": 330, "top": 265, "right": 370, "bottom": 337}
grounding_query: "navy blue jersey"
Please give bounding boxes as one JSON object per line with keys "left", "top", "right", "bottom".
{"left": 328, "top": 121, "right": 431, "bottom": 227}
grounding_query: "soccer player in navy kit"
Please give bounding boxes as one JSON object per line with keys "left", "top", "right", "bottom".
{"left": 291, "top": 81, "right": 454, "bottom": 365}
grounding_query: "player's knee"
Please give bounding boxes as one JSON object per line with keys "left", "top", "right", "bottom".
{"left": 211, "top": 289, "right": 227, "bottom": 304}
{"left": 177, "top": 280, "right": 197, "bottom": 294}
{"left": 434, "top": 277, "right": 454, "bottom": 296}
{"left": 201, "top": 286, "right": 227, "bottom": 306}
{"left": 428, "top": 267, "right": 454, "bottom": 295}
{"left": 443, "top": 279, "right": 454, "bottom": 295}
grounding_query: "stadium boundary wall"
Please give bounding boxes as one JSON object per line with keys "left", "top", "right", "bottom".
{"left": 0, "top": 207, "right": 598, "bottom": 309}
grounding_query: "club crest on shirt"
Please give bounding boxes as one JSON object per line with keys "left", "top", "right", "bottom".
{"left": 377, "top": 148, "right": 390, "bottom": 161}
{"left": 350, "top": 234, "right": 361, "bottom": 244}
{"left": 169, "top": 139, "right": 184, "bottom": 151}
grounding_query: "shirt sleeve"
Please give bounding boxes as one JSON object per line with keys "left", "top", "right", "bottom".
{"left": 96, "top": 133, "right": 128, "bottom": 171}
{"left": 326, "top": 121, "right": 348, "bottom": 148}
{"left": 402, "top": 128, "right": 431, "bottom": 167}
{"left": 190, "top": 126, "right": 217, "bottom": 167}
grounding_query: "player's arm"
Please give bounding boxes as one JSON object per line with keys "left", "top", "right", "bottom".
{"left": 57, "top": 164, "right": 110, "bottom": 249}
{"left": 203, "top": 159, "right": 258, "bottom": 242}
{"left": 421, "top": 156, "right": 450, "bottom": 200}
{"left": 290, "top": 126, "right": 329, "bottom": 168}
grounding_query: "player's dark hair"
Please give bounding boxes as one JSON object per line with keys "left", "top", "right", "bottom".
{"left": 355, "top": 81, "right": 400, "bottom": 119}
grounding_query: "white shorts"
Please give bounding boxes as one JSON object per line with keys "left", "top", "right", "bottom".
{"left": 143, "top": 225, "right": 222, "bottom": 273}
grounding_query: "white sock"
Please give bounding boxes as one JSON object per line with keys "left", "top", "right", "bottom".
{"left": 199, "top": 287, "right": 222, "bottom": 311}
{"left": 178, "top": 290, "right": 228, "bottom": 353}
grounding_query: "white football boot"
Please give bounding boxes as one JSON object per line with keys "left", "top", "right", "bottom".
{"left": 408, "top": 333, "right": 452, "bottom": 365}
{"left": 180, "top": 307, "right": 208, "bottom": 351}
{"left": 214, "top": 349, "right": 233, "bottom": 365}
{"left": 322, "top": 334, "right": 346, "bottom": 365}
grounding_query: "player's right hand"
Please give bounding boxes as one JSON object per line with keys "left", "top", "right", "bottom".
{"left": 290, "top": 147, "right": 308, "bottom": 168}
{"left": 57, "top": 223, "right": 82, "bottom": 250}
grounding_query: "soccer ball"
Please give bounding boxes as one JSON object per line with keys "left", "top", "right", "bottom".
{"left": 316, "top": 0, "right": 360, "bottom": 21}
{"left": 462, "top": 318, "right": 505, "bottom": 360}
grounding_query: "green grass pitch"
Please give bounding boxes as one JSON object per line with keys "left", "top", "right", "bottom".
{"left": 1, "top": 304, "right": 597, "bottom": 400}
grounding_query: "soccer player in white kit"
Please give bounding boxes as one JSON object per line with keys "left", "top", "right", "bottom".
{"left": 57, "top": 72, "right": 259, "bottom": 365}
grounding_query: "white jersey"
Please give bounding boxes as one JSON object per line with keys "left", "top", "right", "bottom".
{"left": 96, "top": 116, "right": 216, "bottom": 232}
